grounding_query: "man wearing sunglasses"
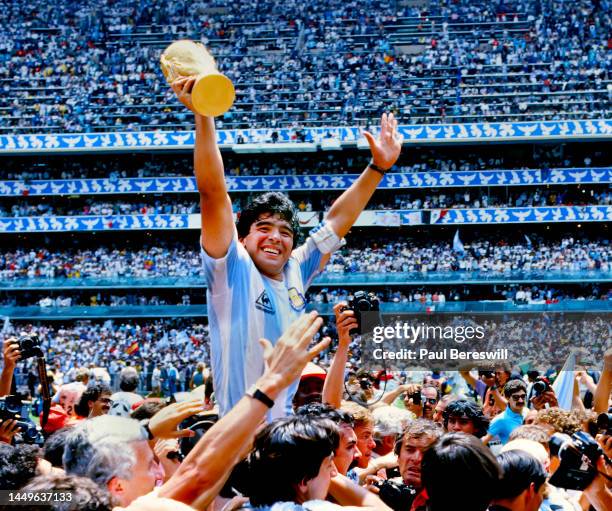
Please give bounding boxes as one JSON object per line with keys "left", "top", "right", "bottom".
{"left": 420, "top": 385, "right": 440, "bottom": 420}
{"left": 483, "top": 379, "right": 528, "bottom": 446}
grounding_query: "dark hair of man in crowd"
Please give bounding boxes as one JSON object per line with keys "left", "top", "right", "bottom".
{"left": 421, "top": 432, "right": 502, "bottom": 511}
{"left": 22, "top": 473, "right": 114, "bottom": 511}
{"left": 0, "top": 442, "right": 41, "bottom": 489}
{"left": 503, "top": 379, "right": 527, "bottom": 399}
{"left": 130, "top": 400, "right": 166, "bottom": 421}
{"left": 75, "top": 382, "right": 112, "bottom": 418}
{"left": 236, "top": 192, "right": 302, "bottom": 248}
{"left": 247, "top": 415, "right": 339, "bottom": 506}
{"left": 443, "top": 399, "right": 490, "bottom": 438}
{"left": 118, "top": 369, "right": 139, "bottom": 392}
{"left": 394, "top": 418, "right": 443, "bottom": 455}
{"left": 44, "top": 426, "right": 74, "bottom": 468}
{"left": 296, "top": 402, "right": 355, "bottom": 428}
{"left": 495, "top": 450, "right": 548, "bottom": 500}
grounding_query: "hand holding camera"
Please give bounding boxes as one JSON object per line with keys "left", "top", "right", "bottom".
{"left": 2, "top": 338, "right": 21, "bottom": 369}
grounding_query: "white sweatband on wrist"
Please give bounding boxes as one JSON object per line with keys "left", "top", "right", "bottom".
{"left": 309, "top": 221, "right": 345, "bottom": 254}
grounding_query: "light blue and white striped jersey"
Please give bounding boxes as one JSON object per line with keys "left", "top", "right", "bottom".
{"left": 201, "top": 222, "right": 342, "bottom": 418}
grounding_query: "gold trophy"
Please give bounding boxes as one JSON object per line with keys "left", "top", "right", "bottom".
{"left": 160, "top": 40, "right": 235, "bottom": 117}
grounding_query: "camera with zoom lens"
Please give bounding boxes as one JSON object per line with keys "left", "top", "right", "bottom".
{"left": 548, "top": 431, "right": 605, "bottom": 491}
{"left": 531, "top": 376, "right": 551, "bottom": 397}
{"left": 342, "top": 291, "right": 381, "bottom": 336}
{"left": 0, "top": 395, "right": 44, "bottom": 445}
{"left": 374, "top": 479, "right": 417, "bottom": 511}
{"left": 16, "top": 334, "right": 43, "bottom": 360}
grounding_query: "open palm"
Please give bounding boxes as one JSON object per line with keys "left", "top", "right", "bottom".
{"left": 363, "top": 113, "right": 403, "bottom": 170}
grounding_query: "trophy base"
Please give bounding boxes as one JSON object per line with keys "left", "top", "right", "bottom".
{"left": 192, "top": 74, "right": 236, "bottom": 117}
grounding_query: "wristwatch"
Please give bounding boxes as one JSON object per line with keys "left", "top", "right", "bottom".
{"left": 246, "top": 385, "right": 275, "bottom": 408}
{"left": 140, "top": 419, "right": 154, "bottom": 440}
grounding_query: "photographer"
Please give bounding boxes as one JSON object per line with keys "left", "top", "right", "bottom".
{"left": 322, "top": 302, "right": 358, "bottom": 408}
{"left": 1, "top": 338, "right": 20, "bottom": 397}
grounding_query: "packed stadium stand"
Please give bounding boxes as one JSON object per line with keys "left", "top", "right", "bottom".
{"left": 0, "top": 0, "right": 609, "bottom": 404}
{"left": 1, "top": 0, "right": 610, "bottom": 132}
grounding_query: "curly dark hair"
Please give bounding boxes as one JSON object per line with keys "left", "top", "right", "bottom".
{"left": 296, "top": 402, "right": 355, "bottom": 428}
{"left": 236, "top": 192, "right": 301, "bottom": 248}
{"left": 443, "top": 399, "right": 490, "bottom": 438}
{"left": 0, "top": 442, "right": 41, "bottom": 489}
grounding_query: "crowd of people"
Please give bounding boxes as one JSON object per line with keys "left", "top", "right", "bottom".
{"left": 1, "top": 311, "right": 611, "bottom": 510}
{"left": 1, "top": 237, "right": 610, "bottom": 281}
{"left": 1, "top": 187, "right": 610, "bottom": 218}
{"left": 1, "top": 0, "right": 609, "bottom": 132}
{"left": 3, "top": 144, "right": 606, "bottom": 181}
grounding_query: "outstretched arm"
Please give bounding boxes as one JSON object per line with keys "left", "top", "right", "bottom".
{"left": 594, "top": 348, "right": 612, "bottom": 414}
{"left": 158, "top": 312, "right": 330, "bottom": 510}
{"left": 325, "top": 113, "right": 402, "bottom": 239}
{"left": 172, "top": 78, "right": 234, "bottom": 258}
{"left": 323, "top": 303, "right": 358, "bottom": 408}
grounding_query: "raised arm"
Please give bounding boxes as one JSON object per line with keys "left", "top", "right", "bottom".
{"left": 594, "top": 348, "right": 612, "bottom": 414}
{"left": 171, "top": 78, "right": 234, "bottom": 258}
{"left": 0, "top": 339, "right": 20, "bottom": 397}
{"left": 325, "top": 113, "right": 402, "bottom": 239}
{"left": 158, "top": 312, "right": 330, "bottom": 510}
{"left": 323, "top": 303, "right": 358, "bottom": 408}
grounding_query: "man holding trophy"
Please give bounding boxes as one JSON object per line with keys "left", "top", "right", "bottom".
{"left": 163, "top": 40, "right": 403, "bottom": 418}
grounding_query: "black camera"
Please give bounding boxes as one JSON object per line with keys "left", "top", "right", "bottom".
{"left": 344, "top": 291, "right": 381, "bottom": 335}
{"left": 375, "top": 479, "right": 417, "bottom": 511}
{"left": 532, "top": 376, "right": 551, "bottom": 397}
{"left": 410, "top": 391, "right": 421, "bottom": 405}
{"left": 16, "top": 334, "right": 43, "bottom": 360}
{"left": 549, "top": 431, "right": 604, "bottom": 491}
{"left": 596, "top": 412, "right": 612, "bottom": 435}
{"left": 0, "top": 395, "right": 44, "bottom": 445}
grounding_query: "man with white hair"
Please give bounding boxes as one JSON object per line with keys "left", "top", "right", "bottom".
{"left": 63, "top": 415, "right": 165, "bottom": 507}
{"left": 372, "top": 405, "right": 413, "bottom": 457}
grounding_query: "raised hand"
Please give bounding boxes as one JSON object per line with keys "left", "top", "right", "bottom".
{"left": 363, "top": 113, "right": 403, "bottom": 171}
{"left": 171, "top": 76, "right": 198, "bottom": 114}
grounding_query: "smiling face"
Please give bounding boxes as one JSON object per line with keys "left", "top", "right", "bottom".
{"left": 240, "top": 213, "right": 294, "bottom": 280}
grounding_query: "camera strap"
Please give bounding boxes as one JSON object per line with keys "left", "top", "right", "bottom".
{"left": 37, "top": 357, "right": 51, "bottom": 427}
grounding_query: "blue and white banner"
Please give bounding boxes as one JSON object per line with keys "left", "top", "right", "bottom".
{"left": 1, "top": 168, "right": 609, "bottom": 197}
{"left": 0, "top": 206, "right": 608, "bottom": 233}
{"left": 430, "top": 206, "right": 611, "bottom": 225}
{"left": 0, "top": 119, "right": 609, "bottom": 154}
{"left": 0, "top": 214, "right": 190, "bottom": 233}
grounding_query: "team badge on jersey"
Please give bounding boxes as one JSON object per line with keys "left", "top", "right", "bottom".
{"left": 288, "top": 287, "right": 306, "bottom": 311}
{"left": 255, "top": 290, "right": 275, "bottom": 314}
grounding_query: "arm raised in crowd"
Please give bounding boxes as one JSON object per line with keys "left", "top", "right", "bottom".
{"left": 171, "top": 78, "right": 234, "bottom": 259}
{"left": 324, "top": 113, "right": 402, "bottom": 240}
{"left": 157, "top": 311, "right": 330, "bottom": 509}
{"left": 0, "top": 339, "right": 20, "bottom": 398}
{"left": 593, "top": 348, "right": 612, "bottom": 415}
{"left": 323, "top": 303, "right": 358, "bottom": 408}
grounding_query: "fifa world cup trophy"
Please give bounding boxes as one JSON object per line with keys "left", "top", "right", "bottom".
{"left": 160, "top": 40, "right": 235, "bottom": 117}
